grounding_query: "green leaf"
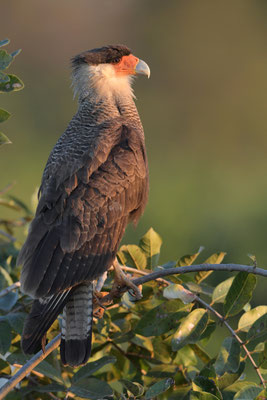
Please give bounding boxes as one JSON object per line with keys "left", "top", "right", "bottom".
{"left": 152, "top": 336, "right": 172, "bottom": 363}
{"left": 0, "top": 50, "right": 13, "bottom": 70}
{"left": 146, "top": 365, "right": 178, "bottom": 379}
{"left": 131, "top": 334, "right": 153, "bottom": 352}
{"left": 217, "top": 362, "right": 245, "bottom": 390}
{"left": 187, "top": 391, "right": 220, "bottom": 400}
{"left": 174, "top": 344, "right": 198, "bottom": 367}
{"left": 7, "top": 312, "right": 26, "bottom": 334}
{"left": 72, "top": 356, "right": 116, "bottom": 383}
{"left": 0, "top": 198, "right": 21, "bottom": 211}
{"left": 214, "top": 337, "right": 240, "bottom": 376}
{"left": 135, "top": 299, "right": 190, "bottom": 337}
{"left": 0, "top": 74, "right": 24, "bottom": 92}
{"left": 255, "top": 390, "right": 267, "bottom": 400}
{"left": 117, "top": 244, "right": 146, "bottom": 270}
{"left": 8, "top": 353, "right": 64, "bottom": 384}
{"left": 0, "top": 39, "right": 10, "bottom": 47}
{"left": 233, "top": 385, "right": 262, "bottom": 399}
{"left": 70, "top": 378, "right": 113, "bottom": 399}
{"left": 139, "top": 228, "right": 162, "bottom": 268}
{"left": 212, "top": 277, "right": 234, "bottom": 304}
{"left": 34, "top": 360, "right": 64, "bottom": 384}
{"left": 0, "top": 109, "right": 11, "bottom": 123}
{"left": 0, "top": 265, "right": 13, "bottom": 285}
{"left": 0, "top": 359, "right": 11, "bottom": 375}
{"left": 195, "top": 252, "right": 226, "bottom": 283}
{"left": 238, "top": 306, "right": 267, "bottom": 332}
{"left": 246, "top": 313, "right": 267, "bottom": 350}
{"left": 185, "top": 281, "right": 213, "bottom": 297}
{"left": 190, "top": 344, "right": 211, "bottom": 364}
{"left": 172, "top": 309, "right": 208, "bottom": 351}
{"left": 0, "top": 71, "right": 10, "bottom": 83}
{"left": 120, "top": 379, "right": 144, "bottom": 396}
{"left": 0, "top": 320, "right": 12, "bottom": 354}
{"left": 7, "top": 195, "right": 32, "bottom": 215}
{"left": 177, "top": 247, "right": 203, "bottom": 267}
{"left": 145, "top": 377, "right": 174, "bottom": 399}
{"left": 20, "top": 384, "right": 66, "bottom": 396}
{"left": 163, "top": 284, "right": 196, "bottom": 304}
{"left": 222, "top": 381, "right": 255, "bottom": 400}
{"left": 0, "top": 132, "right": 11, "bottom": 146}
{"left": 259, "top": 343, "right": 267, "bottom": 368}
{"left": 193, "top": 376, "right": 222, "bottom": 399}
{"left": 199, "top": 321, "right": 217, "bottom": 342}
{"left": 224, "top": 272, "right": 257, "bottom": 318}
{"left": 10, "top": 49, "right": 21, "bottom": 59}
{"left": 0, "top": 291, "right": 18, "bottom": 312}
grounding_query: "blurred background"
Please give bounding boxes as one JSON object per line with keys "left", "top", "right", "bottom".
{"left": 1, "top": 1, "right": 267, "bottom": 287}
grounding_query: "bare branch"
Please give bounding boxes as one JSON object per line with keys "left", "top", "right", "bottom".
{"left": 132, "top": 264, "right": 267, "bottom": 287}
{"left": 120, "top": 265, "right": 170, "bottom": 285}
{"left": 0, "top": 182, "right": 16, "bottom": 196}
{"left": 195, "top": 295, "right": 266, "bottom": 388}
{"left": 0, "top": 282, "right": 20, "bottom": 298}
{"left": 0, "top": 334, "right": 61, "bottom": 400}
{"left": 0, "top": 229, "right": 16, "bottom": 242}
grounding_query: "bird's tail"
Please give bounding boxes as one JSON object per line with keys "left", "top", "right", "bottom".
{"left": 60, "top": 283, "right": 93, "bottom": 367}
{"left": 21, "top": 288, "right": 74, "bottom": 354}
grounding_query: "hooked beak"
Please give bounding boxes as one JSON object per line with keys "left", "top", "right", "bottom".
{"left": 135, "top": 59, "right": 150, "bottom": 78}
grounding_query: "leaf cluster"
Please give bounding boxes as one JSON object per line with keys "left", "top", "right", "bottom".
{"left": 0, "top": 225, "right": 266, "bottom": 399}
{"left": 0, "top": 38, "right": 24, "bottom": 146}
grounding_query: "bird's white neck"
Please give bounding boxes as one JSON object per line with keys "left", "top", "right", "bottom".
{"left": 72, "top": 64, "right": 135, "bottom": 104}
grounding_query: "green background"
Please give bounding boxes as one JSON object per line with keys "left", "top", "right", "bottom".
{"left": 1, "top": 1, "right": 267, "bottom": 296}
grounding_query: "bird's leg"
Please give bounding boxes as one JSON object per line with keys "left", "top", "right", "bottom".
{"left": 93, "top": 275, "right": 112, "bottom": 318}
{"left": 111, "top": 258, "right": 142, "bottom": 300}
{"left": 95, "top": 271, "right": 108, "bottom": 292}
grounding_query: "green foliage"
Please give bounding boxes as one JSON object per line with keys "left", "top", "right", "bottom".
{"left": 0, "top": 222, "right": 266, "bottom": 399}
{"left": 0, "top": 38, "right": 23, "bottom": 147}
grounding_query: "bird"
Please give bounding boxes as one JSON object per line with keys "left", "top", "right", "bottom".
{"left": 17, "top": 44, "right": 150, "bottom": 367}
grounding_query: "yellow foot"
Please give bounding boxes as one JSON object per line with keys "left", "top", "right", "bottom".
{"left": 112, "top": 259, "right": 142, "bottom": 300}
{"left": 93, "top": 291, "right": 110, "bottom": 318}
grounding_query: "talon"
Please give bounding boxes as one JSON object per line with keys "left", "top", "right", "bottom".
{"left": 112, "top": 259, "right": 142, "bottom": 300}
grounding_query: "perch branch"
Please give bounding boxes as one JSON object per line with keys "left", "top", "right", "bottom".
{"left": 0, "top": 334, "right": 61, "bottom": 400}
{"left": 0, "top": 282, "right": 20, "bottom": 298}
{"left": 132, "top": 264, "right": 267, "bottom": 286}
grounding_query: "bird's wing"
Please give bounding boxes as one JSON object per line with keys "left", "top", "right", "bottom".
{"left": 18, "top": 121, "right": 148, "bottom": 298}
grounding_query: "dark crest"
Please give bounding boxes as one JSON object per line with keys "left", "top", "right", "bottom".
{"left": 71, "top": 45, "right": 132, "bottom": 69}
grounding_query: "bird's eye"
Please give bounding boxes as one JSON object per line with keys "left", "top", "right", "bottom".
{"left": 111, "top": 57, "right": 121, "bottom": 64}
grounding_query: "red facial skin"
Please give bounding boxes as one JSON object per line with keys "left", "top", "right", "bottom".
{"left": 113, "top": 54, "right": 139, "bottom": 76}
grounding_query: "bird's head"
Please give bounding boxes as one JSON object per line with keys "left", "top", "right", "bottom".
{"left": 71, "top": 45, "right": 150, "bottom": 102}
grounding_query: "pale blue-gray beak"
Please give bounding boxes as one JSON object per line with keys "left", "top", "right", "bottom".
{"left": 135, "top": 59, "right": 150, "bottom": 78}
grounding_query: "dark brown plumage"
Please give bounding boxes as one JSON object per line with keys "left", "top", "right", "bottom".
{"left": 18, "top": 45, "right": 150, "bottom": 367}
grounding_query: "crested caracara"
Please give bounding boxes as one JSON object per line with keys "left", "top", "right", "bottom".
{"left": 18, "top": 45, "right": 150, "bottom": 367}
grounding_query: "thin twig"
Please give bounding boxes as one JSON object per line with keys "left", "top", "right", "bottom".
{"left": 26, "top": 374, "right": 59, "bottom": 400}
{"left": 120, "top": 265, "right": 170, "bottom": 285}
{"left": 0, "top": 182, "right": 16, "bottom": 196}
{"left": 0, "top": 334, "right": 61, "bottom": 400}
{"left": 0, "top": 229, "right": 16, "bottom": 242}
{"left": 195, "top": 295, "right": 266, "bottom": 388}
{"left": 0, "top": 282, "right": 20, "bottom": 298}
